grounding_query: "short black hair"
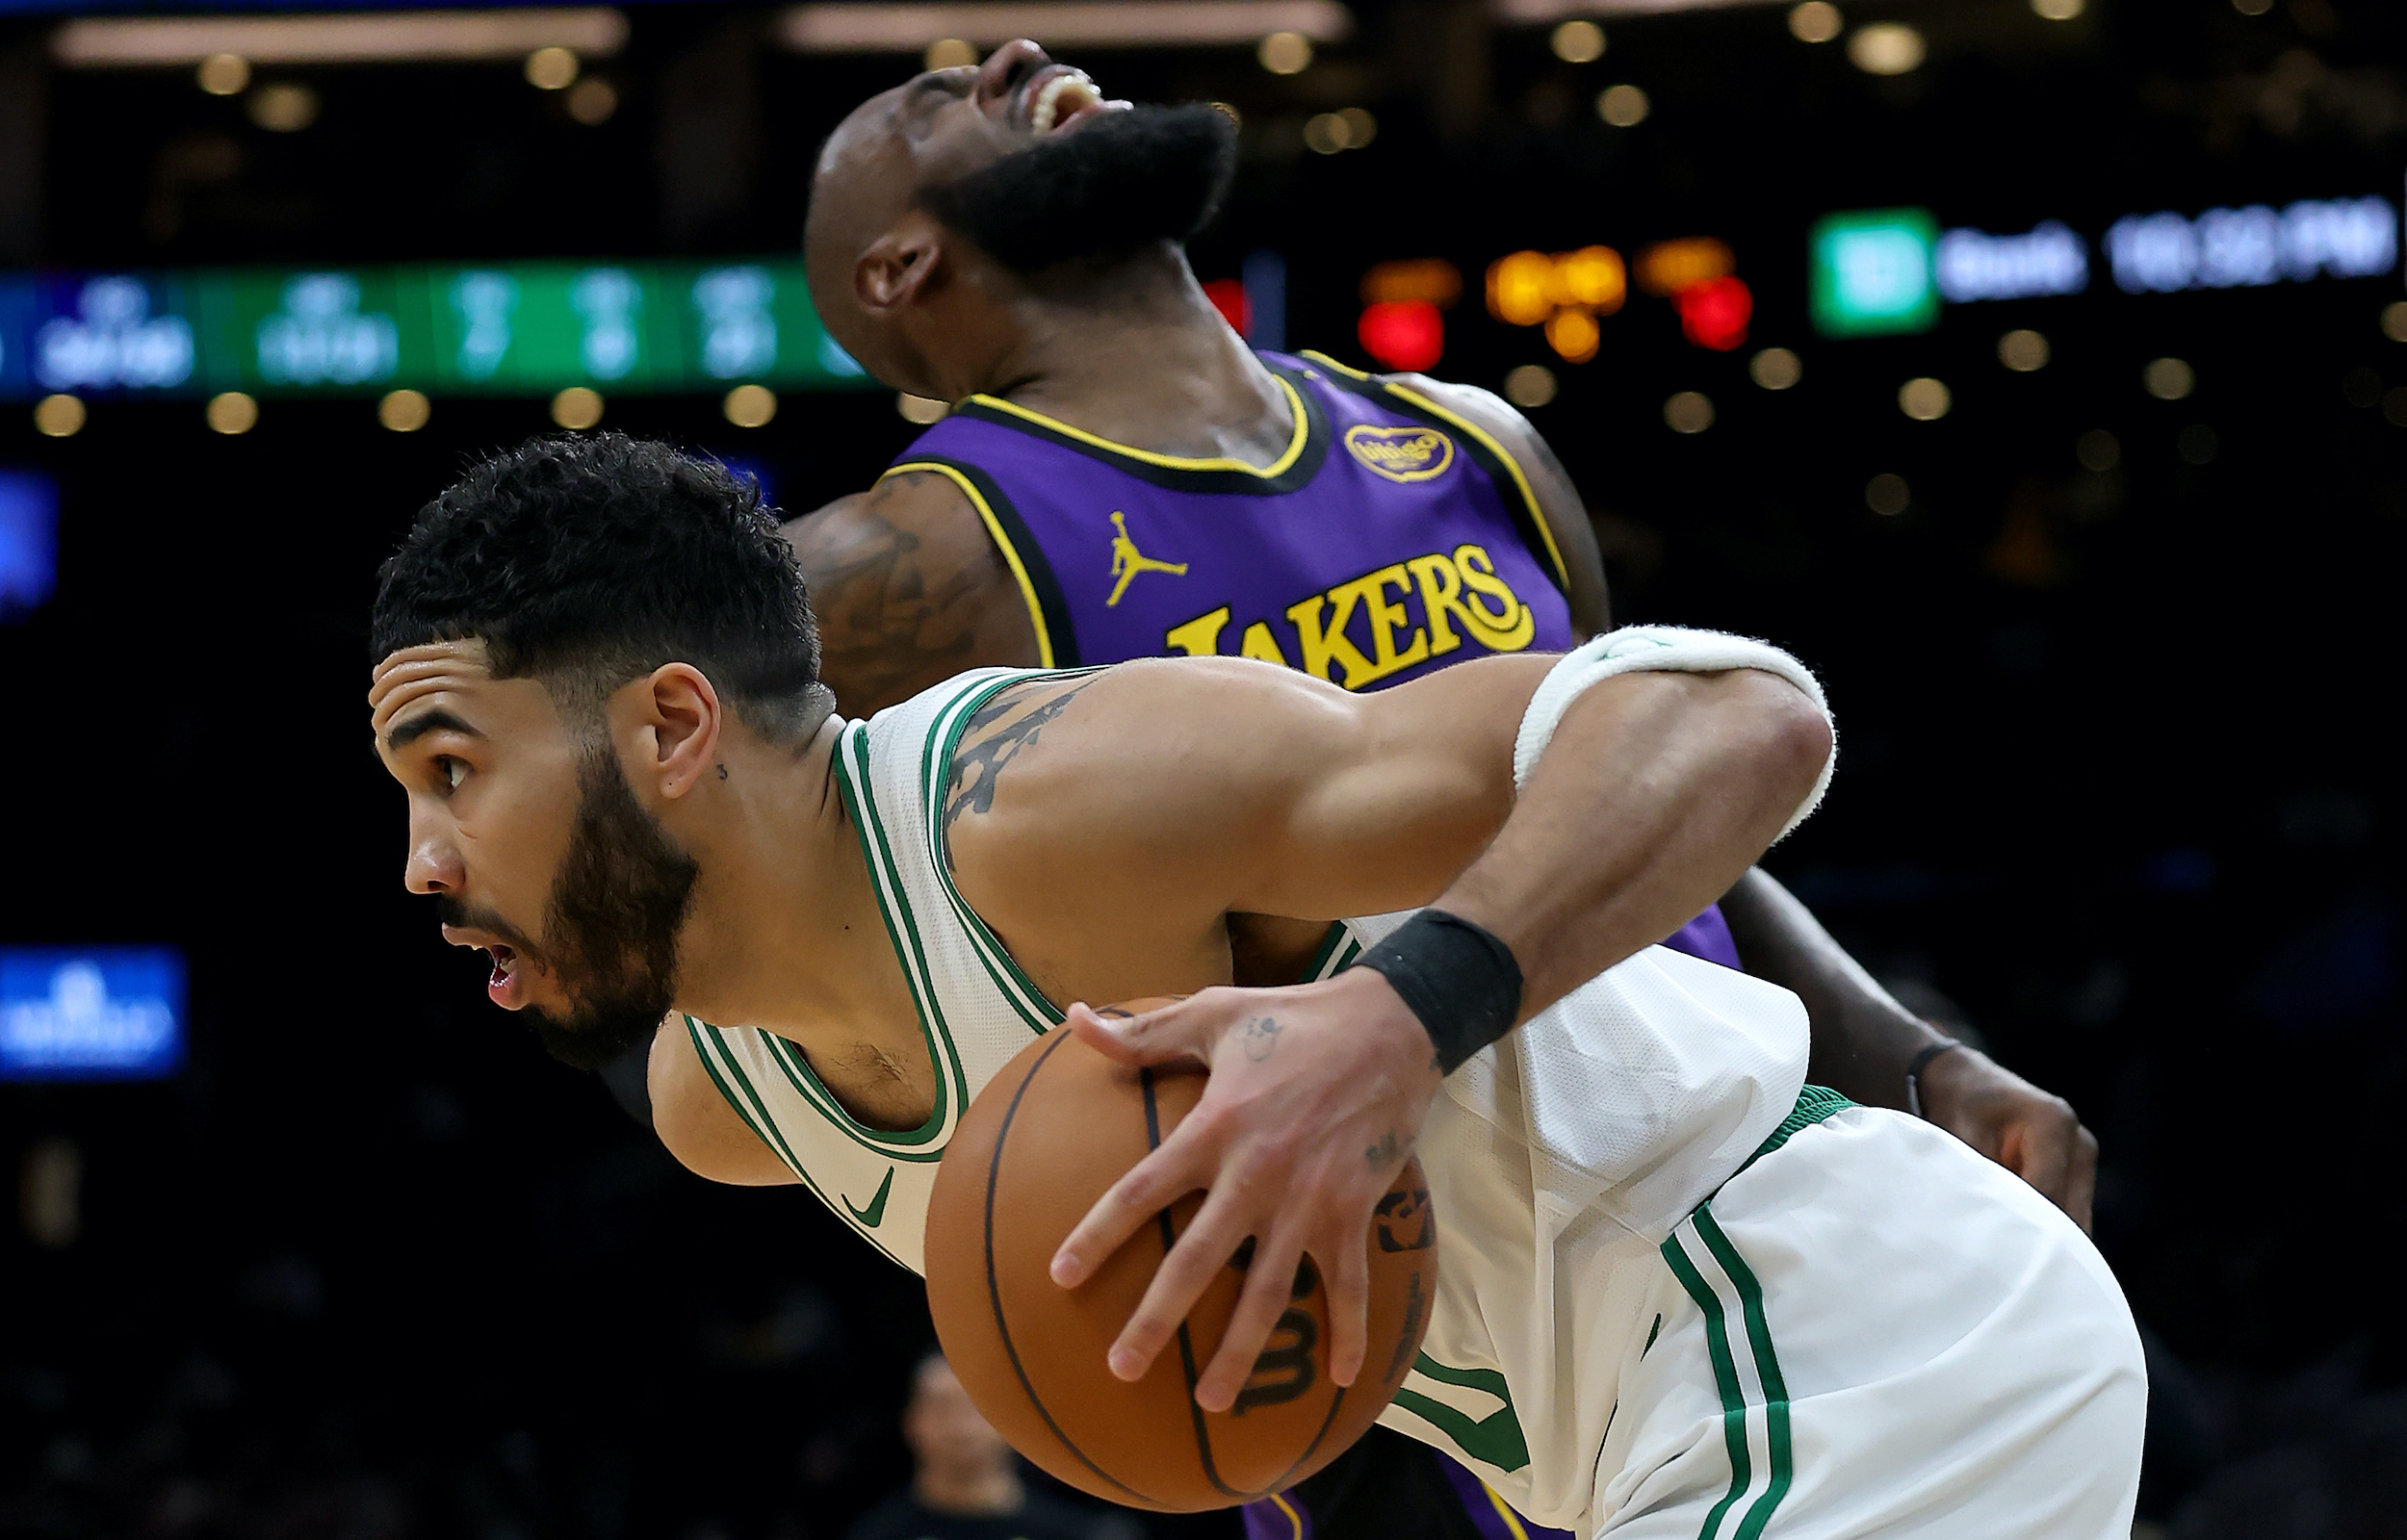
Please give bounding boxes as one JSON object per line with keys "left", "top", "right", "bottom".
{"left": 373, "top": 433, "right": 825, "bottom": 740}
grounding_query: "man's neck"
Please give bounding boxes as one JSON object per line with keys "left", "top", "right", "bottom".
{"left": 915, "top": 1465, "right": 1023, "bottom": 1517}
{"left": 963, "top": 244, "right": 1296, "bottom": 469}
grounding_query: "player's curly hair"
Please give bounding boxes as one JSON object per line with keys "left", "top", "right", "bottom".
{"left": 371, "top": 432, "right": 827, "bottom": 742}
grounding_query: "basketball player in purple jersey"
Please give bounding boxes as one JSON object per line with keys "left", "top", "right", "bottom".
{"left": 787, "top": 40, "right": 2094, "bottom": 1540}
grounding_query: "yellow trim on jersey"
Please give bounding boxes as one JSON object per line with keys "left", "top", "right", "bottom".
{"left": 1480, "top": 1482, "right": 1534, "bottom": 1540}
{"left": 1297, "top": 349, "right": 1573, "bottom": 595}
{"left": 880, "top": 460, "right": 1056, "bottom": 669}
{"left": 962, "top": 374, "right": 1312, "bottom": 478}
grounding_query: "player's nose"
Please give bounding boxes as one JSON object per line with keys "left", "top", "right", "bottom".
{"left": 402, "top": 810, "right": 463, "bottom": 896}
{"left": 974, "top": 38, "right": 1047, "bottom": 112}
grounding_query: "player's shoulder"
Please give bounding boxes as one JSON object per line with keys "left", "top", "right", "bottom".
{"left": 781, "top": 463, "right": 979, "bottom": 558}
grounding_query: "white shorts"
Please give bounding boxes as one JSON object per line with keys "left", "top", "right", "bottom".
{"left": 1592, "top": 1107, "right": 2147, "bottom": 1539}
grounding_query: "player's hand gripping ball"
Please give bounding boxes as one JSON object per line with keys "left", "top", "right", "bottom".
{"left": 924, "top": 1001, "right": 1439, "bottom": 1511}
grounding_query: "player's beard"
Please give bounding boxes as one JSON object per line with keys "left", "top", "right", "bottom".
{"left": 519, "top": 745, "right": 701, "bottom": 1071}
{"left": 919, "top": 103, "right": 1237, "bottom": 275}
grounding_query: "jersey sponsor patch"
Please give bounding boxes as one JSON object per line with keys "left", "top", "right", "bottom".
{"left": 1344, "top": 423, "right": 1456, "bottom": 483}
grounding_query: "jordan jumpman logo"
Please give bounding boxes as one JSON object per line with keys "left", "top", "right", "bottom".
{"left": 1105, "top": 510, "right": 1188, "bottom": 606}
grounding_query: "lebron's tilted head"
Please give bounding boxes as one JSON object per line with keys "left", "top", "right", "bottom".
{"left": 368, "top": 433, "right": 831, "bottom": 1069}
{"left": 803, "top": 39, "right": 1239, "bottom": 398}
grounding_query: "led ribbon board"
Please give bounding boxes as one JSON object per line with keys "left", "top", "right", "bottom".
{"left": 0, "top": 260, "right": 870, "bottom": 400}
{"left": 0, "top": 947, "right": 186, "bottom": 1082}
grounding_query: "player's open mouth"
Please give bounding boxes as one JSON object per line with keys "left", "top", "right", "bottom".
{"left": 483, "top": 944, "right": 522, "bottom": 1008}
{"left": 1025, "top": 67, "right": 1106, "bottom": 135}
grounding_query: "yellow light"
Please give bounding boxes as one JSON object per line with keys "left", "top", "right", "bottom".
{"left": 1304, "top": 113, "right": 1348, "bottom": 154}
{"left": 246, "top": 81, "right": 318, "bottom": 131}
{"left": 2384, "top": 300, "right": 2407, "bottom": 342}
{"left": 1865, "top": 473, "right": 1909, "bottom": 515}
{"left": 1361, "top": 259, "right": 1462, "bottom": 309}
{"left": 922, "top": 38, "right": 977, "bottom": 70}
{"left": 2143, "top": 356, "right": 2195, "bottom": 399}
{"left": 1545, "top": 309, "right": 1599, "bottom": 364}
{"left": 1338, "top": 107, "right": 1377, "bottom": 146}
{"left": 1788, "top": 1, "right": 1843, "bottom": 42}
{"left": 551, "top": 386, "right": 604, "bottom": 429}
{"left": 1550, "top": 19, "right": 1605, "bottom": 64}
{"left": 1899, "top": 377, "right": 1951, "bottom": 420}
{"left": 724, "top": 384, "right": 778, "bottom": 427}
{"left": 897, "top": 393, "right": 948, "bottom": 424}
{"left": 1848, "top": 22, "right": 1925, "bottom": 75}
{"left": 1635, "top": 238, "right": 1731, "bottom": 297}
{"left": 566, "top": 77, "right": 616, "bottom": 124}
{"left": 1998, "top": 329, "right": 2050, "bottom": 372}
{"left": 1663, "top": 391, "right": 1715, "bottom": 434}
{"left": 1749, "top": 347, "right": 1802, "bottom": 390}
{"left": 525, "top": 44, "right": 578, "bottom": 89}
{"left": 378, "top": 389, "right": 430, "bottom": 431}
{"left": 1257, "top": 31, "right": 1311, "bottom": 74}
{"left": 1487, "top": 251, "right": 1558, "bottom": 327}
{"left": 206, "top": 392, "right": 258, "bottom": 434}
{"left": 34, "top": 394, "right": 86, "bottom": 438}
{"left": 196, "top": 52, "right": 248, "bottom": 94}
{"left": 1551, "top": 246, "right": 1626, "bottom": 314}
{"left": 2032, "top": 0, "right": 2083, "bottom": 18}
{"left": 1595, "top": 83, "right": 1649, "bottom": 127}
{"left": 1503, "top": 364, "right": 1557, "bottom": 409}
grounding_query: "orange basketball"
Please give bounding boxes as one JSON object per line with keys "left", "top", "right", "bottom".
{"left": 924, "top": 1001, "right": 1438, "bottom": 1512}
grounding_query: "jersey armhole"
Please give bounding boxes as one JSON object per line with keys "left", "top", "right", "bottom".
{"left": 880, "top": 456, "right": 1081, "bottom": 669}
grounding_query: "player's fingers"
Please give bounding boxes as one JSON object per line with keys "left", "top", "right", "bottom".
{"left": 1194, "top": 1227, "right": 1310, "bottom": 1412}
{"left": 2062, "top": 1122, "right": 2100, "bottom": 1234}
{"left": 2013, "top": 1101, "right": 2078, "bottom": 1209}
{"left": 1108, "top": 1178, "right": 1262, "bottom": 1383}
{"left": 1320, "top": 1213, "right": 1372, "bottom": 1389}
{"left": 1052, "top": 1120, "right": 1214, "bottom": 1288}
{"left": 1066, "top": 997, "right": 1209, "bottom": 1068}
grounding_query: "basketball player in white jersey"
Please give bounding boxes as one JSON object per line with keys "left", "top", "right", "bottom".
{"left": 368, "top": 435, "right": 2144, "bottom": 1536}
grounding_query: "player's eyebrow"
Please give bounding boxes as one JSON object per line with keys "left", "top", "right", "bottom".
{"left": 897, "top": 70, "right": 963, "bottom": 133}
{"left": 384, "top": 708, "right": 482, "bottom": 755}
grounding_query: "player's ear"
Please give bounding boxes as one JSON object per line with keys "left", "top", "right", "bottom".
{"left": 856, "top": 210, "right": 945, "bottom": 315}
{"left": 634, "top": 663, "right": 723, "bottom": 800}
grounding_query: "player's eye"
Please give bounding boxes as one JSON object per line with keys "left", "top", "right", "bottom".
{"left": 432, "top": 755, "right": 468, "bottom": 792}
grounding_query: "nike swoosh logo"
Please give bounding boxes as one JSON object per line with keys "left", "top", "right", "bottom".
{"left": 843, "top": 1168, "right": 894, "bottom": 1229}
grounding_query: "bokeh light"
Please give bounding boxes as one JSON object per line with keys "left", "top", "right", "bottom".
{"left": 1504, "top": 364, "right": 1558, "bottom": 408}
{"left": 1663, "top": 390, "right": 1715, "bottom": 433}
{"left": 1998, "top": 329, "right": 2052, "bottom": 372}
{"left": 1865, "top": 473, "right": 1910, "bottom": 514}
{"left": 1258, "top": 32, "right": 1312, "bottom": 74}
{"left": 206, "top": 392, "right": 258, "bottom": 435}
{"left": 2144, "top": 357, "right": 2196, "bottom": 400}
{"left": 1899, "top": 376, "right": 1952, "bottom": 420}
{"left": 33, "top": 395, "right": 85, "bottom": 438}
{"left": 196, "top": 54, "right": 249, "bottom": 96}
{"left": 1596, "top": 84, "right": 1650, "bottom": 127}
{"left": 723, "top": 385, "right": 778, "bottom": 428}
{"left": 898, "top": 394, "right": 949, "bottom": 424}
{"left": 525, "top": 47, "right": 579, "bottom": 90}
{"left": 1750, "top": 347, "right": 1803, "bottom": 390}
{"left": 923, "top": 38, "right": 978, "bottom": 70}
{"left": 2077, "top": 428, "right": 2122, "bottom": 471}
{"left": 1359, "top": 300, "right": 1444, "bottom": 372}
{"left": 1848, "top": 23, "right": 1925, "bottom": 75}
{"left": 1545, "top": 309, "right": 1600, "bottom": 363}
{"left": 377, "top": 389, "right": 430, "bottom": 432}
{"left": 1551, "top": 20, "right": 1606, "bottom": 64}
{"left": 1789, "top": 2, "right": 1844, "bottom": 43}
{"left": 550, "top": 387, "right": 604, "bottom": 430}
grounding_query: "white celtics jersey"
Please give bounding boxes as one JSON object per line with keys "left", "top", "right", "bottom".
{"left": 684, "top": 668, "right": 1812, "bottom": 1532}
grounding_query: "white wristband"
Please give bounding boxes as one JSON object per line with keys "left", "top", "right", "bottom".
{"left": 1512, "top": 626, "right": 1836, "bottom": 842}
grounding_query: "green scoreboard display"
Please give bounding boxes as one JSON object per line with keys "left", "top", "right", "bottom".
{"left": 0, "top": 259, "right": 871, "bottom": 399}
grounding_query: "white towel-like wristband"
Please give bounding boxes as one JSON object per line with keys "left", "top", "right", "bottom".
{"left": 1512, "top": 626, "right": 1836, "bottom": 842}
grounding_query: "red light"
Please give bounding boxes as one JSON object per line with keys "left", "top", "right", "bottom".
{"left": 1204, "top": 278, "right": 1251, "bottom": 338}
{"left": 1676, "top": 275, "right": 1752, "bottom": 351}
{"left": 1358, "top": 299, "right": 1444, "bottom": 372}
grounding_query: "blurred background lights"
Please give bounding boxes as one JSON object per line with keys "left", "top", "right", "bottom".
{"left": 2178, "top": 424, "right": 2218, "bottom": 464}
{"left": 2384, "top": 388, "right": 2407, "bottom": 427}
{"left": 1675, "top": 276, "right": 1752, "bottom": 351}
{"left": 1848, "top": 23, "right": 1925, "bottom": 75}
{"left": 195, "top": 53, "right": 248, "bottom": 95}
{"left": 1257, "top": 31, "right": 1311, "bottom": 74}
{"left": 1338, "top": 107, "right": 1377, "bottom": 146}
{"left": 376, "top": 388, "right": 429, "bottom": 432}
{"left": 1358, "top": 299, "right": 1444, "bottom": 372}
{"left": 1503, "top": 364, "right": 1557, "bottom": 409}
{"left": 897, "top": 393, "right": 948, "bottom": 424}
{"left": 2342, "top": 368, "right": 2382, "bottom": 407}
{"left": 923, "top": 38, "right": 978, "bottom": 70}
{"left": 1636, "top": 238, "right": 1732, "bottom": 296}
{"left": 1554, "top": 245, "right": 1627, "bottom": 311}
{"left": 723, "top": 384, "right": 778, "bottom": 427}
{"left": 34, "top": 395, "right": 86, "bottom": 438}
{"left": 1663, "top": 390, "right": 1714, "bottom": 433}
{"left": 1488, "top": 250, "right": 1557, "bottom": 326}
{"left": 2077, "top": 428, "right": 2122, "bottom": 471}
{"left": 1360, "top": 259, "right": 1461, "bottom": 309}
{"left": 1865, "top": 473, "right": 1910, "bottom": 515}
{"left": 1899, "top": 376, "right": 1952, "bottom": 420}
{"left": 1545, "top": 308, "right": 1599, "bottom": 363}
{"left": 1999, "top": 328, "right": 2052, "bottom": 372}
{"left": 1789, "top": 2, "right": 1843, "bottom": 43}
{"left": 550, "top": 386, "right": 603, "bottom": 429}
{"left": 0, "top": 473, "right": 60, "bottom": 617}
{"left": 1305, "top": 111, "right": 1379, "bottom": 155}
{"left": 524, "top": 45, "right": 578, "bottom": 90}
{"left": 1550, "top": 19, "right": 1605, "bottom": 64}
{"left": 2383, "top": 301, "right": 2407, "bottom": 342}
{"left": 2144, "top": 356, "right": 2196, "bottom": 399}
{"left": 1750, "top": 346, "right": 1802, "bottom": 390}
{"left": 206, "top": 391, "right": 257, "bottom": 434}
{"left": 2032, "top": 0, "right": 2084, "bottom": 19}
{"left": 566, "top": 77, "right": 617, "bottom": 124}
{"left": 1595, "top": 84, "right": 1649, "bottom": 127}
{"left": 246, "top": 82, "right": 319, "bottom": 132}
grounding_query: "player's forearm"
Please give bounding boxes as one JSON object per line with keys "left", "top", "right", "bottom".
{"left": 1436, "top": 670, "right": 1831, "bottom": 1020}
{"left": 1717, "top": 867, "right": 1946, "bottom": 1110}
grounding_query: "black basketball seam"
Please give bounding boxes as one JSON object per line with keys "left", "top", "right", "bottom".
{"left": 1141, "top": 1068, "right": 1249, "bottom": 1501}
{"left": 985, "top": 1032, "right": 1156, "bottom": 1506}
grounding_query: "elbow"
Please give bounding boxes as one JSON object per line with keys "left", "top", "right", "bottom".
{"left": 1756, "top": 678, "right": 1834, "bottom": 811}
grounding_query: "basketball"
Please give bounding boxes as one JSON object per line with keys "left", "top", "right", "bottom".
{"left": 923, "top": 1001, "right": 1439, "bottom": 1512}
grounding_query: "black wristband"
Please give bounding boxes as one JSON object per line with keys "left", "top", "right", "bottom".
{"left": 1348, "top": 910, "right": 1524, "bottom": 1075}
{"left": 1903, "top": 1039, "right": 1961, "bottom": 1120}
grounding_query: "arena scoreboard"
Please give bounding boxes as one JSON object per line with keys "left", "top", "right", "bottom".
{"left": 0, "top": 259, "right": 872, "bottom": 400}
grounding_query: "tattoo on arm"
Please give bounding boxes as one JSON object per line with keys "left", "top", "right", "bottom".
{"left": 942, "top": 680, "right": 1095, "bottom": 832}
{"left": 790, "top": 473, "right": 1010, "bottom": 714}
{"left": 1365, "top": 1129, "right": 1403, "bottom": 1169}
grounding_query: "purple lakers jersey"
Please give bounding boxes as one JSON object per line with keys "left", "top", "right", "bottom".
{"left": 883, "top": 350, "right": 1576, "bottom": 685}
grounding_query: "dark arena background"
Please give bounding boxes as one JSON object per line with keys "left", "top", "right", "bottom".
{"left": 4, "top": 0, "right": 2405, "bottom": 1535}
